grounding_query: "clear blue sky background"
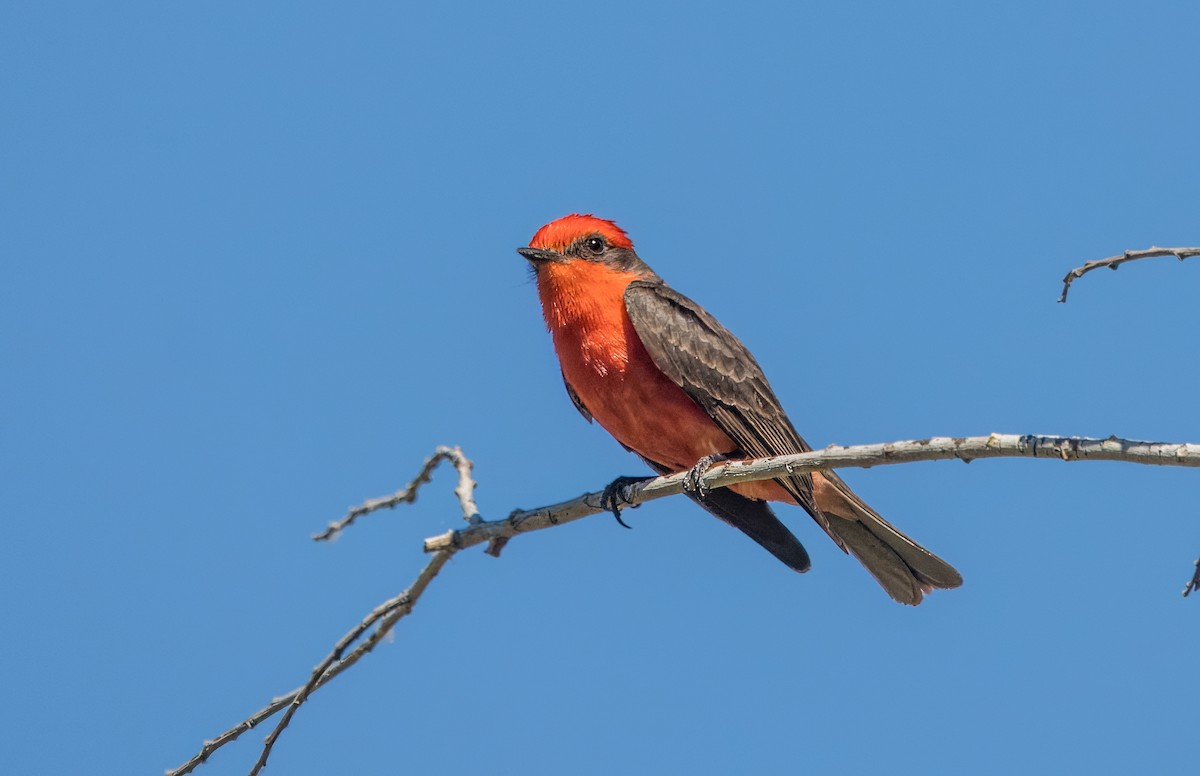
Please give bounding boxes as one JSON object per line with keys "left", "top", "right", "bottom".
{"left": 3, "top": 3, "right": 1198, "bottom": 774}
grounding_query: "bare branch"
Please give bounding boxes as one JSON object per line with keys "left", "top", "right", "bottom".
{"left": 312, "top": 445, "right": 477, "bottom": 541}
{"left": 424, "top": 434, "right": 1200, "bottom": 553}
{"left": 1184, "top": 559, "right": 1200, "bottom": 598}
{"left": 167, "top": 550, "right": 455, "bottom": 776}
{"left": 247, "top": 549, "right": 453, "bottom": 774}
{"left": 172, "top": 433, "right": 1200, "bottom": 774}
{"left": 1058, "top": 246, "right": 1200, "bottom": 303}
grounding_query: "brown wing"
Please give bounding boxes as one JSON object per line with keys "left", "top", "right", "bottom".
{"left": 623, "top": 278, "right": 842, "bottom": 547}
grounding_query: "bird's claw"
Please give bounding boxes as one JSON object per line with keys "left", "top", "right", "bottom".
{"left": 683, "top": 453, "right": 731, "bottom": 498}
{"left": 599, "top": 475, "right": 652, "bottom": 529}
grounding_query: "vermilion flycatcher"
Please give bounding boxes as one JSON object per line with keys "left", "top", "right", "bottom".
{"left": 519, "top": 214, "right": 961, "bottom": 605}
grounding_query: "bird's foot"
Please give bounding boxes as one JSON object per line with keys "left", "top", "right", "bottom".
{"left": 683, "top": 453, "right": 732, "bottom": 498}
{"left": 599, "top": 475, "right": 653, "bottom": 529}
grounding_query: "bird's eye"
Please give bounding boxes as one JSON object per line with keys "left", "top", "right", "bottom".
{"left": 585, "top": 236, "right": 605, "bottom": 253}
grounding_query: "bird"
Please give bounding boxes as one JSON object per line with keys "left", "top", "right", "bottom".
{"left": 518, "top": 214, "right": 962, "bottom": 605}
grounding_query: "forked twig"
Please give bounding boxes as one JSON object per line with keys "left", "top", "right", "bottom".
{"left": 312, "top": 445, "right": 478, "bottom": 541}
{"left": 166, "top": 550, "right": 455, "bottom": 776}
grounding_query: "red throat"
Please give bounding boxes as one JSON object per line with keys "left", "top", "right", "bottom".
{"left": 536, "top": 259, "right": 644, "bottom": 364}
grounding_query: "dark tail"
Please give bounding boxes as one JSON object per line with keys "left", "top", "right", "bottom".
{"left": 815, "top": 471, "right": 962, "bottom": 605}
{"left": 687, "top": 486, "right": 812, "bottom": 573}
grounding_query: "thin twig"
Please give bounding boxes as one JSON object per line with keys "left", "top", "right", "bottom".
{"left": 312, "top": 445, "right": 476, "bottom": 541}
{"left": 1183, "top": 559, "right": 1200, "bottom": 598}
{"left": 1058, "top": 246, "right": 1200, "bottom": 303}
{"left": 445, "top": 447, "right": 481, "bottom": 523}
{"left": 424, "top": 434, "right": 1200, "bottom": 554}
{"left": 247, "top": 550, "right": 453, "bottom": 775}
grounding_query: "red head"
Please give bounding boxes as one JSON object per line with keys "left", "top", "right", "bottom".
{"left": 528, "top": 214, "right": 634, "bottom": 253}
{"left": 517, "top": 214, "right": 652, "bottom": 278}
{"left": 518, "top": 214, "right": 656, "bottom": 331}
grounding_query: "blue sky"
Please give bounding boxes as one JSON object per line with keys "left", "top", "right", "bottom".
{"left": 3, "top": 2, "right": 1198, "bottom": 774}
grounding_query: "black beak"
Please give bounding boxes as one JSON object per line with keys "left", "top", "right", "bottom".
{"left": 517, "top": 247, "right": 561, "bottom": 264}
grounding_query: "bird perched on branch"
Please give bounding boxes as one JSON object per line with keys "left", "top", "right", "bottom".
{"left": 519, "top": 214, "right": 961, "bottom": 605}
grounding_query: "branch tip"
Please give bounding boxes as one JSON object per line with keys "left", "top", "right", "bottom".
{"left": 1058, "top": 246, "right": 1199, "bottom": 303}
{"left": 1185, "top": 559, "right": 1200, "bottom": 599}
{"left": 312, "top": 446, "right": 478, "bottom": 541}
